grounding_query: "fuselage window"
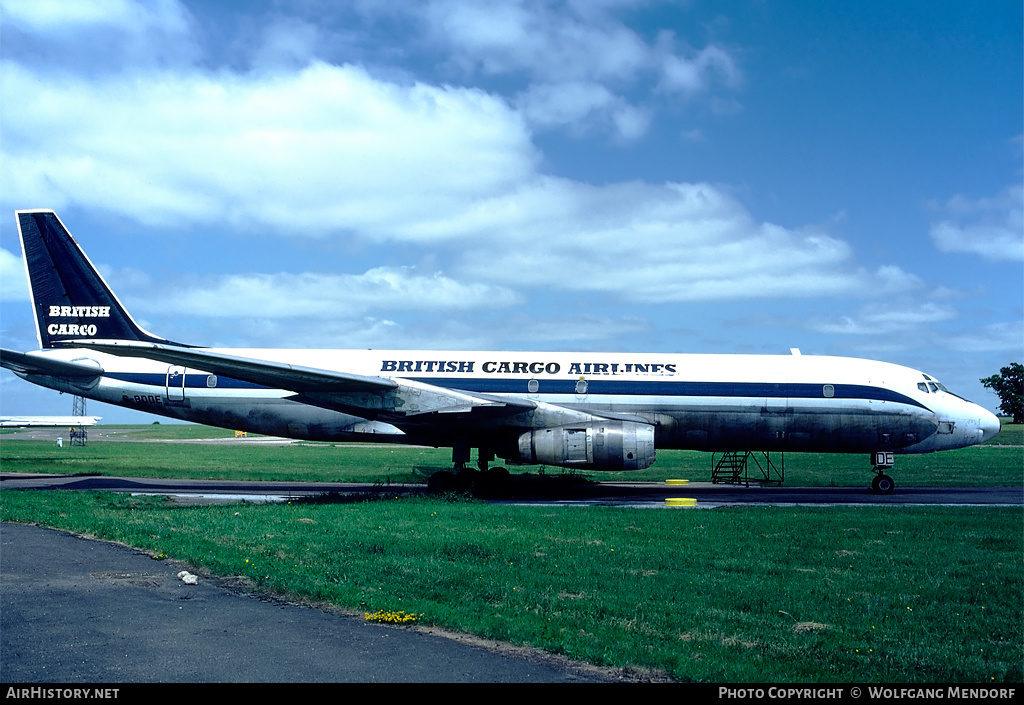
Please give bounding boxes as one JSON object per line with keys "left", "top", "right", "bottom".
{"left": 528, "top": 379, "right": 539, "bottom": 394}
{"left": 575, "top": 379, "right": 588, "bottom": 395}
{"left": 207, "top": 375, "right": 218, "bottom": 388}
{"left": 822, "top": 384, "right": 834, "bottom": 398}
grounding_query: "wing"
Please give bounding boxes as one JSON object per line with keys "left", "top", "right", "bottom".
{"left": 72, "top": 340, "right": 537, "bottom": 423}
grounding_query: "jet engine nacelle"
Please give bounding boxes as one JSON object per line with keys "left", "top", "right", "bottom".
{"left": 517, "top": 421, "right": 656, "bottom": 471}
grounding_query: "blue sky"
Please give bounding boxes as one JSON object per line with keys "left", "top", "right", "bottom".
{"left": 1, "top": 0, "right": 1021, "bottom": 423}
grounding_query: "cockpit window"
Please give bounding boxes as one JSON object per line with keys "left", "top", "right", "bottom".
{"left": 920, "top": 374, "right": 949, "bottom": 394}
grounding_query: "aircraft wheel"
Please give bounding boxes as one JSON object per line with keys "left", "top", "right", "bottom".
{"left": 871, "top": 473, "right": 895, "bottom": 494}
{"left": 485, "top": 466, "right": 510, "bottom": 481}
{"left": 453, "top": 467, "right": 477, "bottom": 490}
{"left": 428, "top": 471, "right": 457, "bottom": 494}
{"left": 473, "top": 467, "right": 510, "bottom": 498}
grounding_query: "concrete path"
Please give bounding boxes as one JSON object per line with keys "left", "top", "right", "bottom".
{"left": 1, "top": 522, "right": 611, "bottom": 683}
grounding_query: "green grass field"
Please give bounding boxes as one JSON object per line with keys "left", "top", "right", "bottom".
{"left": 2, "top": 421, "right": 1022, "bottom": 487}
{"left": 1, "top": 423, "right": 1021, "bottom": 682}
{"left": 1, "top": 491, "right": 1020, "bottom": 682}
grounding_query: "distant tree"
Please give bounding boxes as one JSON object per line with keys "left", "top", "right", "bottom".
{"left": 980, "top": 363, "right": 1023, "bottom": 424}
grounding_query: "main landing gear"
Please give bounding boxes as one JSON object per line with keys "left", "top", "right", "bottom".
{"left": 427, "top": 443, "right": 510, "bottom": 495}
{"left": 871, "top": 451, "right": 895, "bottom": 494}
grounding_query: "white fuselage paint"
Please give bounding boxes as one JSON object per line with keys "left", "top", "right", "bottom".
{"left": 17, "top": 347, "right": 1001, "bottom": 460}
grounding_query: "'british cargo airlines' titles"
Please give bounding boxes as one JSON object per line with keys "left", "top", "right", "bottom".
{"left": 380, "top": 360, "right": 678, "bottom": 375}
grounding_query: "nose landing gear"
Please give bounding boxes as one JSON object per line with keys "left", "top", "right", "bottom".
{"left": 871, "top": 451, "right": 895, "bottom": 494}
{"left": 871, "top": 472, "right": 895, "bottom": 494}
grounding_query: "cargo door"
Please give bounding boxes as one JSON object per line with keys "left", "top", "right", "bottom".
{"left": 762, "top": 382, "right": 791, "bottom": 445}
{"left": 166, "top": 366, "right": 186, "bottom": 403}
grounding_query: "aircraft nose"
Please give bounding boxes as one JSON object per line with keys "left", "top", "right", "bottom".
{"left": 979, "top": 408, "right": 1001, "bottom": 443}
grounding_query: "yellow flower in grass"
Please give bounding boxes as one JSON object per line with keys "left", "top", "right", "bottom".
{"left": 365, "top": 610, "right": 423, "bottom": 624}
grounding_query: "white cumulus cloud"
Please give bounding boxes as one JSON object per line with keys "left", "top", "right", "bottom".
{"left": 447, "top": 179, "right": 923, "bottom": 303}
{"left": 945, "top": 321, "right": 1024, "bottom": 353}
{"left": 929, "top": 184, "right": 1024, "bottom": 262}
{"left": 0, "top": 61, "right": 538, "bottom": 232}
{"left": 0, "top": 0, "right": 922, "bottom": 316}
{"left": 407, "top": 0, "right": 739, "bottom": 139}
{"left": 809, "top": 302, "right": 957, "bottom": 336}
{"left": 0, "top": 247, "right": 29, "bottom": 301}
{"left": 156, "top": 268, "right": 521, "bottom": 319}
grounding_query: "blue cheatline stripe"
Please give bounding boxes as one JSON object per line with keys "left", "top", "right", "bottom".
{"left": 104, "top": 372, "right": 929, "bottom": 410}
{"left": 106, "top": 373, "right": 266, "bottom": 390}
{"left": 413, "top": 378, "right": 928, "bottom": 409}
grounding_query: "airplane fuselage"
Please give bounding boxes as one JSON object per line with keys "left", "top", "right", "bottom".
{"left": 18, "top": 346, "right": 997, "bottom": 463}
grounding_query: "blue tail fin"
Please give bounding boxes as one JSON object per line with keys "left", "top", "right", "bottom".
{"left": 17, "top": 210, "right": 182, "bottom": 349}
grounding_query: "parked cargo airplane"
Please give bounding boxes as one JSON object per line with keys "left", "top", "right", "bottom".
{"left": 1, "top": 210, "right": 1000, "bottom": 493}
{"left": 0, "top": 416, "right": 100, "bottom": 428}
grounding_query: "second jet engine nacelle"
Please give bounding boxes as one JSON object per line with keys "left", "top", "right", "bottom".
{"left": 517, "top": 421, "right": 656, "bottom": 471}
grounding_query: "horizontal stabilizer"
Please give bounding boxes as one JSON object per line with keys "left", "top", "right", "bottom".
{"left": 0, "top": 348, "right": 104, "bottom": 379}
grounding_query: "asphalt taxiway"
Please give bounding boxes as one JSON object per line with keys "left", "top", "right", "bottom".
{"left": 4, "top": 427, "right": 1020, "bottom": 506}
{"left": 2, "top": 472, "right": 1020, "bottom": 507}
{"left": 1, "top": 522, "right": 618, "bottom": 683}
